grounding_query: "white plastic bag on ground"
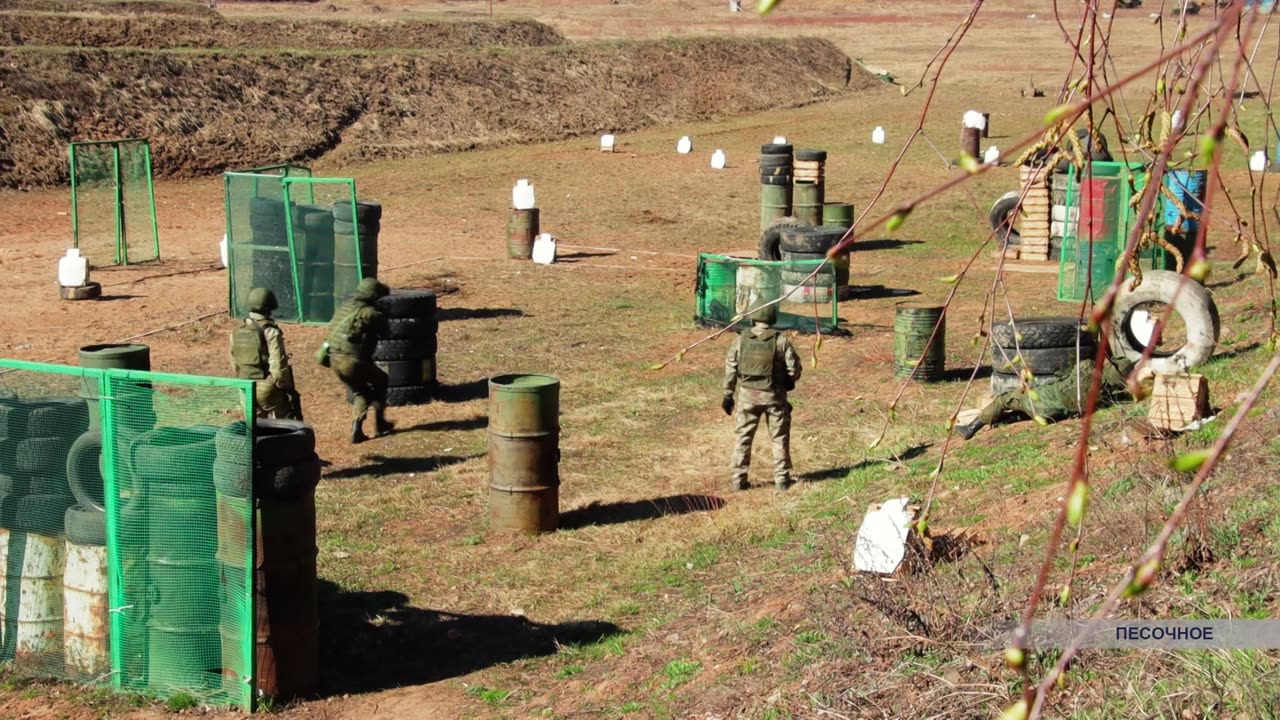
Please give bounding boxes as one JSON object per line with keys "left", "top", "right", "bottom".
{"left": 853, "top": 497, "right": 914, "bottom": 574}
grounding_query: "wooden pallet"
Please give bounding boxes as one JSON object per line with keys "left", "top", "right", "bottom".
{"left": 1149, "top": 373, "right": 1210, "bottom": 432}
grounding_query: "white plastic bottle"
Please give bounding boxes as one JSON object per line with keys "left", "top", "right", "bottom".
{"left": 600, "top": 134, "right": 616, "bottom": 152}
{"left": 58, "top": 248, "right": 89, "bottom": 288}
{"left": 513, "top": 179, "right": 536, "bottom": 210}
{"left": 677, "top": 136, "right": 693, "bottom": 154}
{"left": 711, "top": 150, "right": 727, "bottom": 169}
{"left": 872, "top": 126, "right": 886, "bottom": 144}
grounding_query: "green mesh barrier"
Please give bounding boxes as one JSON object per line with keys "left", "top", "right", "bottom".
{"left": 695, "top": 253, "right": 839, "bottom": 334}
{"left": 69, "top": 139, "right": 160, "bottom": 266}
{"left": 0, "top": 361, "right": 254, "bottom": 712}
{"left": 226, "top": 171, "right": 365, "bottom": 324}
{"left": 1058, "top": 161, "right": 1165, "bottom": 303}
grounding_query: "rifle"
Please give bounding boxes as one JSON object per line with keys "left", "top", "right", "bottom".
{"left": 285, "top": 386, "right": 304, "bottom": 422}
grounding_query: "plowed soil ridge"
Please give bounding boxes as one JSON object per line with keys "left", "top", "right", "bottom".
{"left": 0, "top": 37, "right": 870, "bottom": 188}
{"left": 0, "top": 0, "right": 216, "bottom": 17}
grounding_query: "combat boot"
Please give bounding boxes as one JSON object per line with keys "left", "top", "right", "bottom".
{"left": 956, "top": 418, "right": 986, "bottom": 440}
{"left": 351, "top": 418, "right": 369, "bottom": 444}
{"left": 374, "top": 406, "right": 395, "bottom": 438}
{"left": 775, "top": 478, "right": 794, "bottom": 492}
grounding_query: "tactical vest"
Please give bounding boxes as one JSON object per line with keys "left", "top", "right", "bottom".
{"left": 738, "top": 330, "right": 781, "bottom": 391}
{"left": 231, "top": 318, "right": 270, "bottom": 380}
{"left": 326, "top": 299, "right": 369, "bottom": 356}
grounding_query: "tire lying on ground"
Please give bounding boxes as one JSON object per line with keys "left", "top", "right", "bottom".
{"left": 758, "top": 216, "right": 807, "bottom": 262}
{"left": 1109, "top": 270, "right": 1220, "bottom": 372}
{"left": 991, "top": 317, "right": 1092, "bottom": 349}
{"left": 990, "top": 344, "right": 1093, "bottom": 376}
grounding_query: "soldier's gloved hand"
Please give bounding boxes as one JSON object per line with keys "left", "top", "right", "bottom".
{"left": 721, "top": 396, "right": 734, "bottom": 415}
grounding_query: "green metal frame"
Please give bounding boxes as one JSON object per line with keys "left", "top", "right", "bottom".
{"left": 1057, "top": 160, "right": 1157, "bottom": 303}
{"left": 0, "top": 359, "right": 255, "bottom": 711}
{"left": 695, "top": 252, "right": 839, "bottom": 332}
{"left": 68, "top": 138, "right": 160, "bottom": 265}
{"left": 282, "top": 176, "right": 363, "bottom": 322}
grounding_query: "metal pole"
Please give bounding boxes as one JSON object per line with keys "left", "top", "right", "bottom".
{"left": 112, "top": 143, "right": 124, "bottom": 265}
{"left": 69, "top": 143, "right": 80, "bottom": 249}
{"left": 144, "top": 141, "right": 160, "bottom": 260}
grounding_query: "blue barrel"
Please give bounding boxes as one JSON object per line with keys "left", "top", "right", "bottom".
{"left": 1162, "top": 170, "right": 1207, "bottom": 236}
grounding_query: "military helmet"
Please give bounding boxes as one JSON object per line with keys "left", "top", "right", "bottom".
{"left": 749, "top": 303, "right": 777, "bottom": 326}
{"left": 355, "top": 276, "right": 390, "bottom": 301}
{"left": 247, "top": 287, "right": 278, "bottom": 314}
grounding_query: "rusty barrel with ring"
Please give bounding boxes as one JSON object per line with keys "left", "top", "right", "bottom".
{"left": 488, "top": 374, "right": 560, "bottom": 533}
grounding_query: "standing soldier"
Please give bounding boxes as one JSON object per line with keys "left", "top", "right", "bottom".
{"left": 230, "top": 287, "right": 298, "bottom": 419}
{"left": 322, "top": 277, "right": 393, "bottom": 444}
{"left": 722, "top": 304, "right": 802, "bottom": 491}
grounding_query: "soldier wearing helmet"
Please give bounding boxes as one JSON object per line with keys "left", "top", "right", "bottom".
{"left": 230, "top": 287, "right": 297, "bottom": 419}
{"left": 323, "top": 277, "right": 393, "bottom": 444}
{"left": 721, "top": 303, "right": 802, "bottom": 491}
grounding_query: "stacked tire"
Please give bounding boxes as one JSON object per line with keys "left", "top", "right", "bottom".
{"left": 249, "top": 197, "right": 296, "bottom": 317}
{"left": 333, "top": 201, "right": 380, "bottom": 312}
{"left": 779, "top": 225, "right": 845, "bottom": 304}
{"left": 214, "top": 418, "right": 320, "bottom": 502}
{"left": 760, "top": 144, "right": 793, "bottom": 231}
{"left": 990, "top": 317, "right": 1095, "bottom": 394}
{"left": 375, "top": 290, "right": 439, "bottom": 407}
{"left": 0, "top": 396, "right": 89, "bottom": 538}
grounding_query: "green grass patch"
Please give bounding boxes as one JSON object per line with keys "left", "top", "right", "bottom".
{"left": 659, "top": 659, "right": 702, "bottom": 690}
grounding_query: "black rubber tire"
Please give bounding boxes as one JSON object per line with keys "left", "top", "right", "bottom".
{"left": 256, "top": 454, "right": 321, "bottom": 502}
{"left": 377, "top": 289, "right": 438, "bottom": 319}
{"left": 129, "top": 425, "right": 217, "bottom": 485}
{"left": 385, "top": 385, "right": 435, "bottom": 407}
{"left": 0, "top": 491, "right": 21, "bottom": 529}
{"left": 759, "top": 217, "right": 808, "bottom": 262}
{"left": 779, "top": 226, "right": 845, "bottom": 254}
{"left": 254, "top": 418, "right": 316, "bottom": 466}
{"left": 1054, "top": 129, "right": 1112, "bottom": 174}
{"left": 1110, "top": 270, "right": 1221, "bottom": 372}
{"left": 31, "top": 475, "right": 70, "bottom": 495}
{"left": 67, "top": 430, "right": 105, "bottom": 512}
{"left": 991, "top": 317, "right": 1092, "bottom": 349}
{"left": 14, "top": 493, "right": 74, "bottom": 535}
{"left": 26, "top": 398, "right": 89, "bottom": 438}
{"left": 0, "top": 401, "right": 28, "bottom": 437}
{"left": 794, "top": 149, "right": 827, "bottom": 162}
{"left": 333, "top": 219, "right": 380, "bottom": 237}
{"left": 373, "top": 338, "right": 437, "bottom": 362}
{"left": 989, "top": 191, "right": 1022, "bottom": 247}
{"left": 385, "top": 316, "right": 439, "bottom": 340}
{"left": 760, "top": 143, "right": 793, "bottom": 155}
{"left": 759, "top": 154, "right": 792, "bottom": 167}
{"left": 213, "top": 456, "right": 251, "bottom": 499}
{"left": 377, "top": 359, "right": 438, "bottom": 387}
{"left": 0, "top": 438, "right": 18, "bottom": 474}
{"left": 60, "top": 282, "right": 102, "bottom": 301}
{"left": 781, "top": 249, "right": 829, "bottom": 262}
{"left": 65, "top": 504, "right": 106, "bottom": 546}
{"left": 332, "top": 200, "right": 383, "bottom": 223}
{"left": 213, "top": 421, "right": 253, "bottom": 464}
{"left": 759, "top": 173, "right": 793, "bottom": 185}
{"left": 300, "top": 211, "right": 335, "bottom": 232}
{"left": 990, "top": 345, "right": 1091, "bottom": 375}
{"left": 16, "top": 437, "right": 73, "bottom": 474}
{"left": 0, "top": 474, "right": 26, "bottom": 495}
{"left": 990, "top": 372, "right": 1059, "bottom": 395}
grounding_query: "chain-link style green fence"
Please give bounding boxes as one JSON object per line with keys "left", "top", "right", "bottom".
{"left": 1058, "top": 161, "right": 1167, "bottom": 302}
{"left": 69, "top": 139, "right": 160, "bottom": 267}
{"left": 0, "top": 361, "right": 253, "bottom": 711}
{"left": 695, "top": 254, "right": 839, "bottom": 333}
{"left": 225, "top": 170, "right": 365, "bottom": 324}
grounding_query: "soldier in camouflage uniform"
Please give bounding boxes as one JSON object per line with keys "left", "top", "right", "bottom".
{"left": 230, "top": 287, "right": 296, "bottom": 420}
{"left": 956, "top": 355, "right": 1148, "bottom": 439}
{"left": 722, "top": 304, "right": 803, "bottom": 491}
{"left": 324, "top": 277, "right": 393, "bottom": 444}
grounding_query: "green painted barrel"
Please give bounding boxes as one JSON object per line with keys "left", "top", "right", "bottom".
{"left": 488, "top": 375, "right": 560, "bottom": 533}
{"left": 793, "top": 182, "right": 825, "bottom": 227}
{"left": 700, "top": 258, "right": 737, "bottom": 322}
{"left": 79, "top": 344, "right": 151, "bottom": 430}
{"left": 333, "top": 227, "right": 378, "bottom": 312}
{"left": 822, "top": 202, "right": 854, "bottom": 229}
{"left": 893, "top": 303, "right": 946, "bottom": 381}
{"left": 508, "top": 209, "right": 540, "bottom": 259}
{"left": 760, "top": 184, "right": 792, "bottom": 231}
{"left": 148, "top": 621, "right": 220, "bottom": 694}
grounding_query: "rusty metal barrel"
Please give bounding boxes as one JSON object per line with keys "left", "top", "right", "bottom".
{"left": 961, "top": 126, "right": 981, "bottom": 161}
{"left": 894, "top": 302, "right": 946, "bottom": 382}
{"left": 488, "top": 374, "right": 560, "bottom": 533}
{"left": 254, "top": 491, "right": 318, "bottom": 701}
{"left": 507, "top": 209, "right": 540, "bottom": 259}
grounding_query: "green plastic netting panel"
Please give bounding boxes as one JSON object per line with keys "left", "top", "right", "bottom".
{"left": 0, "top": 362, "right": 255, "bottom": 711}
{"left": 1057, "top": 161, "right": 1164, "bottom": 303}
{"left": 69, "top": 139, "right": 160, "bottom": 266}
{"left": 100, "top": 370, "right": 254, "bottom": 710}
{"left": 226, "top": 172, "right": 299, "bottom": 322}
{"left": 282, "top": 177, "right": 364, "bottom": 325}
{"left": 695, "top": 253, "right": 838, "bottom": 333}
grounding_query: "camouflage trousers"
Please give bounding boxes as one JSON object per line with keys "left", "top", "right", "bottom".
{"left": 254, "top": 381, "right": 295, "bottom": 420}
{"left": 730, "top": 389, "right": 793, "bottom": 487}
{"left": 331, "top": 354, "right": 388, "bottom": 422}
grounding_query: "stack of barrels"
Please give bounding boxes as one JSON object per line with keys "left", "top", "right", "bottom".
{"left": 374, "top": 289, "right": 439, "bottom": 407}
{"left": 792, "top": 149, "right": 826, "bottom": 226}
{"left": 759, "top": 143, "right": 793, "bottom": 230}
{"left": 1017, "top": 166, "right": 1052, "bottom": 261}
{"left": 778, "top": 226, "right": 845, "bottom": 304}
{"left": 333, "top": 201, "right": 380, "bottom": 312}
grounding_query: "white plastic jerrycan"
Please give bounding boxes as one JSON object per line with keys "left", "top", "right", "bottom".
{"left": 1251, "top": 150, "right": 1268, "bottom": 172}
{"left": 219, "top": 234, "right": 229, "bottom": 268}
{"left": 677, "top": 136, "right": 693, "bottom": 154}
{"left": 532, "top": 233, "right": 557, "bottom": 265}
{"left": 872, "top": 126, "right": 886, "bottom": 144}
{"left": 58, "top": 248, "right": 89, "bottom": 288}
{"left": 512, "top": 179, "right": 536, "bottom": 210}
{"left": 772, "top": 136, "right": 787, "bottom": 145}
{"left": 984, "top": 146, "right": 1000, "bottom": 165}
{"left": 600, "top": 134, "right": 616, "bottom": 152}
{"left": 710, "top": 149, "right": 727, "bottom": 169}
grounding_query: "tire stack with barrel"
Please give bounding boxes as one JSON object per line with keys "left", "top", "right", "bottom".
{"left": 333, "top": 201, "right": 380, "bottom": 311}
{"left": 779, "top": 226, "right": 844, "bottom": 304}
{"left": 292, "top": 205, "right": 336, "bottom": 321}
{"left": 759, "top": 144, "right": 793, "bottom": 231}
{"left": 375, "top": 290, "right": 439, "bottom": 407}
{"left": 989, "top": 317, "right": 1094, "bottom": 394}
{"left": 792, "top": 149, "right": 826, "bottom": 226}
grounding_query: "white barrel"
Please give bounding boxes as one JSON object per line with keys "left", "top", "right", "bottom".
{"left": 11, "top": 532, "right": 66, "bottom": 663}
{"left": 63, "top": 542, "right": 109, "bottom": 679}
{"left": 735, "top": 265, "right": 780, "bottom": 317}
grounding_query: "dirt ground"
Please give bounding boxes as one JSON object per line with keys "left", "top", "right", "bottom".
{"left": 1, "top": 1, "right": 1279, "bottom": 719}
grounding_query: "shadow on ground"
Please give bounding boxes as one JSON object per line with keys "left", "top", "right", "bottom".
{"left": 560, "top": 494, "right": 727, "bottom": 529}
{"left": 436, "top": 307, "right": 524, "bottom": 322}
{"left": 800, "top": 443, "right": 932, "bottom": 483}
{"left": 850, "top": 238, "right": 925, "bottom": 252}
{"left": 944, "top": 365, "right": 993, "bottom": 383}
{"left": 316, "top": 580, "right": 624, "bottom": 696}
{"left": 324, "top": 453, "right": 479, "bottom": 479}
{"left": 400, "top": 415, "right": 488, "bottom": 433}
{"left": 435, "top": 379, "right": 489, "bottom": 403}
{"left": 845, "top": 285, "right": 921, "bottom": 300}
{"left": 557, "top": 251, "right": 615, "bottom": 262}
